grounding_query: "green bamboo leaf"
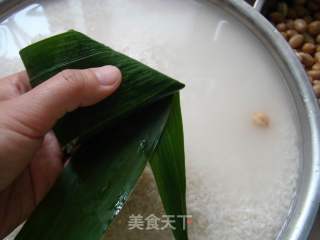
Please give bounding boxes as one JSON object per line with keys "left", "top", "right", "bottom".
{"left": 16, "top": 30, "right": 188, "bottom": 240}
{"left": 150, "top": 94, "right": 187, "bottom": 240}
{"left": 20, "top": 30, "right": 185, "bottom": 146}
{"left": 16, "top": 98, "right": 173, "bottom": 240}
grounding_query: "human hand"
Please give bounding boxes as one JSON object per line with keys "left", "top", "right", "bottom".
{"left": 0, "top": 66, "right": 122, "bottom": 239}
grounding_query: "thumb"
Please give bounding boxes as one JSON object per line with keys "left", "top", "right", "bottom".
{"left": 3, "top": 65, "right": 121, "bottom": 138}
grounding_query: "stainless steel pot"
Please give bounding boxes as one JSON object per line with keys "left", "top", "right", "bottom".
{"left": 224, "top": 1, "right": 320, "bottom": 239}
{"left": 0, "top": 0, "right": 319, "bottom": 240}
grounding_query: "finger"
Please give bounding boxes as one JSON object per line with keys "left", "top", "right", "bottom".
{"left": 0, "top": 132, "right": 62, "bottom": 238}
{"left": 1, "top": 65, "right": 122, "bottom": 138}
{"left": 0, "top": 168, "right": 35, "bottom": 239}
{"left": 0, "top": 71, "right": 30, "bottom": 101}
{"left": 29, "top": 132, "right": 63, "bottom": 203}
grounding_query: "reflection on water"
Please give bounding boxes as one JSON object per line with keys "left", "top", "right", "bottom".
{"left": 0, "top": 0, "right": 89, "bottom": 76}
{"left": 213, "top": 20, "right": 228, "bottom": 42}
{"left": 0, "top": 4, "right": 50, "bottom": 59}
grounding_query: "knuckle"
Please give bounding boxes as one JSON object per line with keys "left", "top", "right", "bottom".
{"left": 60, "top": 69, "right": 78, "bottom": 82}
{"left": 59, "top": 69, "right": 87, "bottom": 92}
{"left": 11, "top": 78, "right": 27, "bottom": 95}
{"left": 0, "top": 73, "right": 30, "bottom": 100}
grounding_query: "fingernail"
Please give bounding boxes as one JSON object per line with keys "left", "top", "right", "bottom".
{"left": 93, "top": 65, "right": 122, "bottom": 86}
